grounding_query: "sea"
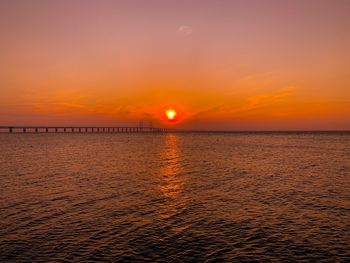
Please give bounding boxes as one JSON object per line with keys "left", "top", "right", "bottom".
{"left": 0, "top": 132, "right": 349, "bottom": 262}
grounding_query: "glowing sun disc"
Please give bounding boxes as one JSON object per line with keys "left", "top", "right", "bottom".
{"left": 165, "top": 109, "right": 177, "bottom": 120}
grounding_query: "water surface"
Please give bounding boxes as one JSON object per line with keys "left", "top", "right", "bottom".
{"left": 0, "top": 132, "right": 349, "bottom": 262}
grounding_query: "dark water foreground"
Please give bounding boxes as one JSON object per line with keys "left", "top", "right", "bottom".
{"left": 0, "top": 132, "right": 349, "bottom": 262}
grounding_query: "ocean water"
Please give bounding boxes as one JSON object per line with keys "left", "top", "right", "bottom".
{"left": 0, "top": 132, "right": 349, "bottom": 262}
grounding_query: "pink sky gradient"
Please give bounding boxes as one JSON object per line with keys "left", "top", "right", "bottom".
{"left": 0, "top": 0, "right": 349, "bottom": 130}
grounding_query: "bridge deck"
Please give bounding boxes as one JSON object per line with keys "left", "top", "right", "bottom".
{"left": 0, "top": 126, "right": 170, "bottom": 133}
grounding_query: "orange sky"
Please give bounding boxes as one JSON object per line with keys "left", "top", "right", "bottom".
{"left": 0, "top": 0, "right": 349, "bottom": 130}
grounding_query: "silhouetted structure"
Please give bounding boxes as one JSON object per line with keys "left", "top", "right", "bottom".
{"left": 0, "top": 126, "right": 171, "bottom": 133}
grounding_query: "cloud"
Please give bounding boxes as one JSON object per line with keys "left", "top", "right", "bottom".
{"left": 190, "top": 86, "right": 298, "bottom": 119}
{"left": 232, "top": 86, "right": 296, "bottom": 114}
{"left": 177, "top": 25, "right": 193, "bottom": 36}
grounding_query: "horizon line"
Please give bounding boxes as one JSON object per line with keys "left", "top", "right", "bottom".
{"left": 0, "top": 126, "right": 349, "bottom": 134}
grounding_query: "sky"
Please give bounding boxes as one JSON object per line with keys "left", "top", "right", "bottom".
{"left": 0, "top": 0, "right": 349, "bottom": 130}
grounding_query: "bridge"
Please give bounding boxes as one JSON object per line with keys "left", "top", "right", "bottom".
{"left": 0, "top": 126, "right": 172, "bottom": 133}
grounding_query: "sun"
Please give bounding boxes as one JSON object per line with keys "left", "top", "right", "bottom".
{"left": 165, "top": 109, "right": 177, "bottom": 121}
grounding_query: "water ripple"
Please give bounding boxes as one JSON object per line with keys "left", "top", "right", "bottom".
{"left": 0, "top": 133, "right": 349, "bottom": 261}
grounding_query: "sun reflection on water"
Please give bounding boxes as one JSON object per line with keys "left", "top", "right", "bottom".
{"left": 157, "top": 133, "right": 189, "bottom": 224}
{"left": 159, "top": 133, "right": 184, "bottom": 199}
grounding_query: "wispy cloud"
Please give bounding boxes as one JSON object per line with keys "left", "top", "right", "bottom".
{"left": 30, "top": 91, "right": 139, "bottom": 119}
{"left": 177, "top": 25, "right": 193, "bottom": 36}
{"left": 229, "top": 86, "right": 297, "bottom": 114}
{"left": 191, "top": 86, "right": 297, "bottom": 119}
